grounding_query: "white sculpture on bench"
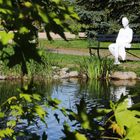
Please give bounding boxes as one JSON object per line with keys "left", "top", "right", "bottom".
{"left": 108, "top": 17, "right": 133, "bottom": 64}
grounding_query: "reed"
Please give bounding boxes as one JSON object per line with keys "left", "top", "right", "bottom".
{"left": 78, "top": 56, "right": 114, "bottom": 79}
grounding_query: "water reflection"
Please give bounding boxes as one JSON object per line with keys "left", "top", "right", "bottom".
{"left": 0, "top": 79, "right": 140, "bottom": 140}
{"left": 0, "top": 81, "right": 20, "bottom": 104}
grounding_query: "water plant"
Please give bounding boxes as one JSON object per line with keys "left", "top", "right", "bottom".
{"left": 78, "top": 56, "right": 114, "bottom": 79}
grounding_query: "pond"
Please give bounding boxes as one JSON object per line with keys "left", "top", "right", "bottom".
{"left": 0, "top": 79, "right": 140, "bottom": 140}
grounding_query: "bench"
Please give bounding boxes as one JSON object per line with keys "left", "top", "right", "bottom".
{"left": 88, "top": 34, "right": 140, "bottom": 59}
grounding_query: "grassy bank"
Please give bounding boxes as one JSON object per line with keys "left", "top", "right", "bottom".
{"left": 39, "top": 39, "right": 140, "bottom": 76}
{"left": 0, "top": 39, "right": 140, "bottom": 79}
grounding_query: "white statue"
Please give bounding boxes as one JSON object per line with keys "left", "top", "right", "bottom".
{"left": 108, "top": 17, "right": 133, "bottom": 64}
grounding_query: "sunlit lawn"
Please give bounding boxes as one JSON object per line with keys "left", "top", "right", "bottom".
{"left": 39, "top": 39, "right": 140, "bottom": 76}
{"left": 39, "top": 39, "right": 88, "bottom": 49}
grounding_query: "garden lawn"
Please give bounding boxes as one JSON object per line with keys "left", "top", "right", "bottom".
{"left": 39, "top": 39, "right": 140, "bottom": 76}
{"left": 39, "top": 39, "right": 88, "bottom": 49}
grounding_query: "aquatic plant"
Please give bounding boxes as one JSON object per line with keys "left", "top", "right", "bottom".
{"left": 78, "top": 56, "right": 114, "bottom": 79}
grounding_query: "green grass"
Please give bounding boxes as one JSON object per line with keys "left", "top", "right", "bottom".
{"left": 39, "top": 39, "right": 88, "bottom": 49}
{"left": 1, "top": 39, "right": 139, "bottom": 78}
{"left": 39, "top": 39, "right": 140, "bottom": 50}
{"left": 44, "top": 52, "right": 88, "bottom": 67}
{"left": 38, "top": 39, "right": 140, "bottom": 76}
{"left": 117, "top": 61, "right": 140, "bottom": 76}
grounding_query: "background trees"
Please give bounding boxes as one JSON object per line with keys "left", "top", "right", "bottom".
{"left": 74, "top": 0, "right": 140, "bottom": 35}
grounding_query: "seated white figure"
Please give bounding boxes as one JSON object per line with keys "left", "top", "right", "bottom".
{"left": 108, "top": 17, "right": 133, "bottom": 64}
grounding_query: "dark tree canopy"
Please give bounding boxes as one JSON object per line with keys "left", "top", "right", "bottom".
{"left": 75, "top": 0, "right": 140, "bottom": 35}
{"left": 0, "top": 0, "right": 78, "bottom": 75}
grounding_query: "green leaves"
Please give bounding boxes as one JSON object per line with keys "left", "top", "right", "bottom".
{"left": 24, "top": 2, "right": 32, "bottom": 8}
{"left": 0, "top": 128, "right": 14, "bottom": 139}
{"left": 19, "top": 27, "right": 29, "bottom": 34}
{"left": 36, "top": 4, "right": 49, "bottom": 24}
{"left": 0, "top": 80, "right": 63, "bottom": 139}
{"left": 7, "top": 120, "right": 16, "bottom": 128}
{"left": 0, "top": 0, "right": 78, "bottom": 75}
{"left": 75, "top": 132, "right": 87, "bottom": 140}
{"left": 0, "top": 31, "right": 14, "bottom": 45}
{"left": 20, "top": 94, "right": 32, "bottom": 102}
{"left": 108, "top": 97, "right": 140, "bottom": 139}
{"left": 63, "top": 122, "right": 87, "bottom": 140}
{"left": 35, "top": 105, "right": 46, "bottom": 119}
{"left": 63, "top": 94, "right": 140, "bottom": 140}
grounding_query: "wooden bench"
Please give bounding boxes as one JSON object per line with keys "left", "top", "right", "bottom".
{"left": 88, "top": 34, "right": 140, "bottom": 59}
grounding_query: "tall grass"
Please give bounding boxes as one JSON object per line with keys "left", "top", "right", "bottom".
{"left": 27, "top": 51, "right": 63, "bottom": 79}
{"left": 78, "top": 56, "right": 114, "bottom": 79}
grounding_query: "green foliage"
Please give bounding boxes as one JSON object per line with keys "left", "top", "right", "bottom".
{"left": 62, "top": 95, "right": 140, "bottom": 140}
{"left": 0, "top": 80, "right": 61, "bottom": 139}
{"left": 0, "top": 0, "right": 78, "bottom": 75}
{"left": 78, "top": 56, "right": 114, "bottom": 79}
{"left": 62, "top": 97, "right": 111, "bottom": 139}
{"left": 109, "top": 98, "right": 140, "bottom": 139}
{"left": 75, "top": 0, "right": 140, "bottom": 35}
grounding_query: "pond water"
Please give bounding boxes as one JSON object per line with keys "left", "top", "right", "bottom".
{"left": 0, "top": 79, "right": 140, "bottom": 140}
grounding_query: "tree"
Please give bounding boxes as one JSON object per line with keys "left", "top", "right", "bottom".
{"left": 0, "top": 0, "right": 78, "bottom": 75}
{"left": 75, "top": 0, "right": 140, "bottom": 36}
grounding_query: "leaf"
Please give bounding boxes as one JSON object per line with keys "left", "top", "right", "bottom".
{"left": 33, "top": 94, "right": 41, "bottom": 101}
{"left": 109, "top": 122, "right": 125, "bottom": 137}
{"left": 24, "top": 2, "right": 32, "bottom": 8}
{"left": 0, "top": 112, "right": 4, "bottom": 118}
{"left": 10, "top": 105, "right": 23, "bottom": 116}
{"left": 36, "top": 5, "right": 49, "bottom": 23}
{"left": 19, "top": 27, "right": 29, "bottom": 34}
{"left": 0, "top": 31, "right": 14, "bottom": 45}
{"left": 52, "top": 0, "right": 61, "bottom": 4}
{"left": 20, "top": 94, "right": 32, "bottom": 102}
{"left": 113, "top": 99, "right": 140, "bottom": 139}
{"left": 75, "top": 132, "right": 87, "bottom": 140}
{"left": 53, "top": 18, "right": 62, "bottom": 25}
{"left": 80, "top": 112, "right": 91, "bottom": 129}
{"left": 125, "top": 123, "right": 140, "bottom": 139}
{"left": 0, "top": 128, "right": 14, "bottom": 138}
{"left": 7, "top": 120, "right": 16, "bottom": 128}
{"left": 7, "top": 96, "right": 17, "bottom": 104}
{"left": 35, "top": 105, "right": 46, "bottom": 119}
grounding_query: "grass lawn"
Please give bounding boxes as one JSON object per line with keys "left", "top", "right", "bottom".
{"left": 39, "top": 39, "right": 88, "bottom": 49}
{"left": 39, "top": 39, "right": 140, "bottom": 76}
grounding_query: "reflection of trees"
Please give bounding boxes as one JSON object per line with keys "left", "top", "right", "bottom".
{"left": 33, "top": 80, "right": 55, "bottom": 97}
{"left": 76, "top": 79, "right": 111, "bottom": 108}
{"left": 78, "top": 79, "right": 111, "bottom": 99}
{"left": 0, "top": 80, "right": 57, "bottom": 105}
{"left": 0, "top": 81, "right": 20, "bottom": 104}
{"left": 76, "top": 79, "right": 140, "bottom": 108}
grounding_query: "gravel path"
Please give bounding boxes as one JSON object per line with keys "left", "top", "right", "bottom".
{"left": 47, "top": 47, "right": 140, "bottom": 61}
{"left": 47, "top": 47, "right": 89, "bottom": 56}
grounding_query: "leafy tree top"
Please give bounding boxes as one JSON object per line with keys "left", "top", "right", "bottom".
{"left": 0, "top": 0, "right": 78, "bottom": 75}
